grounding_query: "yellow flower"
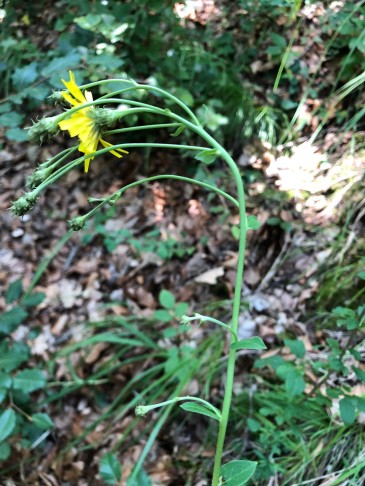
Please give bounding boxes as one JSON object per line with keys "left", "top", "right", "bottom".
{"left": 58, "top": 71, "right": 128, "bottom": 173}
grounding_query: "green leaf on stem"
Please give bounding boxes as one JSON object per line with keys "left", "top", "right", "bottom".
{"left": 171, "top": 125, "right": 185, "bottom": 137}
{"left": 194, "top": 149, "right": 218, "bottom": 165}
{"left": 231, "top": 336, "right": 267, "bottom": 351}
{"left": 220, "top": 460, "right": 257, "bottom": 485}
{"left": 99, "top": 453, "right": 122, "bottom": 485}
{"left": 180, "top": 402, "right": 221, "bottom": 421}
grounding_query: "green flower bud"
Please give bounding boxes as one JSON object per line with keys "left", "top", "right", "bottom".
{"left": 48, "top": 90, "right": 64, "bottom": 102}
{"left": 11, "top": 192, "right": 38, "bottom": 216}
{"left": 135, "top": 405, "right": 148, "bottom": 417}
{"left": 28, "top": 115, "right": 61, "bottom": 143}
{"left": 68, "top": 216, "right": 86, "bottom": 231}
{"left": 26, "top": 167, "right": 52, "bottom": 190}
{"left": 91, "top": 108, "right": 126, "bottom": 130}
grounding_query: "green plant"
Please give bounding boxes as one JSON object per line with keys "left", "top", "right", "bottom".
{"left": 0, "top": 280, "right": 52, "bottom": 464}
{"left": 11, "top": 70, "right": 268, "bottom": 484}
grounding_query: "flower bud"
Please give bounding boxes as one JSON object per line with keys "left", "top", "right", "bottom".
{"left": 26, "top": 167, "right": 52, "bottom": 190}
{"left": 68, "top": 216, "right": 86, "bottom": 231}
{"left": 48, "top": 90, "right": 64, "bottom": 102}
{"left": 135, "top": 405, "right": 148, "bottom": 417}
{"left": 91, "top": 108, "right": 126, "bottom": 130}
{"left": 11, "top": 192, "right": 38, "bottom": 216}
{"left": 28, "top": 115, "right": 61, "bottom": 143}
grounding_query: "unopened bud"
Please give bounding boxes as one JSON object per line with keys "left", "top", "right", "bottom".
{"left": 26, "top": 167, "right": 52, "bottom": 190}
{"left": 68, "top": 216, "right": 86, "bottom": 231}
{"left": 11, "top": 192, "right": 38, "bottom": 216}
{"left": 135, "top": 405, "right": 149, "bottom": 417}
{"left": 28, "top": 115, "right": 61, "bottom": 143}
{"left": 48, "top": 90, "right": 64, "bottom": 102}
{"left": 91, "top": 108, "right": 126, "bottom": 130}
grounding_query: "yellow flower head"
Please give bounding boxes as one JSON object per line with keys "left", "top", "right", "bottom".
{"left": 58, "top": 71, "right": 128, "bottom": 173}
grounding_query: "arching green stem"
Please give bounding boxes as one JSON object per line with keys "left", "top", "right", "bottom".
{"left": 79, "top": 78, "right": 201, "bottom": 126}
{"left": 87, "top": 174, "right": 238, "bottom": 214}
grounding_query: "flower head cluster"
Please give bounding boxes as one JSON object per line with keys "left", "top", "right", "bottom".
{"left": 59, "top": 71, "right": 128, "bottom": 172}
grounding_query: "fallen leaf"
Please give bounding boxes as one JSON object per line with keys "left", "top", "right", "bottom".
{"left": 194, "top": 266, "right": 224, "bottom": 284}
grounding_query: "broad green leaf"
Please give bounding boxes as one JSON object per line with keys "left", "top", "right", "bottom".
{"left": 0, "top": 373, "right": 12, "bottom": 389}
{"left": 0, "top": 307, "right": 28, "bottom": 334}
{"left": 339, "top": 396, "right": 356, "bottom": 425}
{"left": 220, "top": 460, "right": 257, "bottom": 485}
{"left": 284, "top": 338, "right": 305, "bottom": 358}
{"left": 126, "top": 468, "right": 152, "bottom": 486}
{"left": 41, "top": 51, "right": 81, "bottom": 77}
{"left": 159, "top": 289, "right": 175, "bottom": 309}
{"left": 194, "top": 149, "right": 219, "bottom": 165}
{"left": 12, "top": 62, "right": 39, "bottom": 88}
{"left": 0, "top": 341, "right": 29, "bottom": 372}
{"left": 5, "top": 127, "right": 29, "bottom": 142}
{"left": 357, "top": 271, "right": 365, "bottom": 280}
{"left": 21, "top": 292, "right": 46, "bottom": 308}
{"left": 246, "top": 418, "right": 260, "bottom": 432}
{"left": 0, "top": 112, "right": 24, "bottom": 127}
{"left": 0, "top": 441, "right": 11, "bottom": 460}
{"left": 32, "top": 413, "right": 54, "bottom": 430}
{"left": 284, "top": 368, "right": 306, "bottom": 397}
{"left": 180, "top": 402, "right": 221, "bottom": 421}
{"left": 0, "top": 409, "right": 16, "bottom": 442}
{"left": 247, "top": 215, "right": 261, "bottom": 230}
{"left": 174, "top": 302, "right": 189, "bottom": 318}
{"left": 153, "top": 309, "right": 172, "bottom": 322}
{"left": 99, "top": 453, "right": 122, "bottom": 485}
{"left": 5, "top": 279, "right": 23, "bottom": 304}
{"left": 13, "top": 369, "right": 46, "bottom": 393}
{"left": 231, "top": 336, "right": 267, "bottom": 351}
{"left": 353, "top": 366, "right": 365, "bottom": 381}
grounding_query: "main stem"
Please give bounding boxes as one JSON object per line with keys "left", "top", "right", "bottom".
{"left": 211, "top": 151, "right": 247, "bottom": 486}
{"left": 179, "top": 123, "right": 247, "bottom": 485}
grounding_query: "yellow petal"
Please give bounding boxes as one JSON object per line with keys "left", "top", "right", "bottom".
{"left": 61, "top": 71, "right": 86, "bottom": 104}
{"left": 61, "top": 91, "right": 80, "bottom": 107}
{"left": 100, "top": 139, "right": 129, "bottom": 158}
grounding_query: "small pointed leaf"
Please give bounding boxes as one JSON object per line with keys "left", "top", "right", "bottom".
{"left": 180, "top": 402, "right": 221, "bottom": 421}
{"left": 194, "top": 149, "right": 218, "bottom": 165}
{"left": 231, "top": 336, "right": 267, "bottom": 351}
{"left": 220, "top": 460, "right": 257, "bottom": 485}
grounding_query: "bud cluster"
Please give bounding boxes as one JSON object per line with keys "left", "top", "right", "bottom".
{"left": 11, "top": 192, "right": 38, "bottom": 216}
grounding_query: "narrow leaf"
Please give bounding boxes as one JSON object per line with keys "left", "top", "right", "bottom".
{"left": 231, "top": 336, "right": 267, "bottom": 351}
{"left": 220, "top": 460, "right": 257, "bottom": 485}
{"left": 180, "top": 402, "right": 221, "bottom": 421}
